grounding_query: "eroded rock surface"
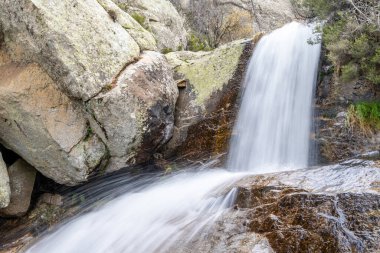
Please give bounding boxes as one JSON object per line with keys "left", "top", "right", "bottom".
{"left": 201, "top": 160, "right": 380, "bottom": 253}
{"left": 115, "top": 0, "right": 188, "bottom": 51}
{"left": 163, "top": 39, "right": 254, "bottom": 160}
{"left": 88, "top": 51, "right": 178, "bottom": 171}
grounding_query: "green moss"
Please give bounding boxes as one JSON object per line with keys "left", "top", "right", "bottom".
{"left": 176, "top": 41, "right": 244, "bottom": 107}
{"left": 161, "top": 48, "right": 173, "bottom": 54}
{"left": 131, "top": 12, "right": 146, "bottom": 28}
{"left": 187, "top": 33, "right": 212, "bottom": 52}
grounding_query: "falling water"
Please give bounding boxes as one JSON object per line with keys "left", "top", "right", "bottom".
{"left": 228, "top": 22, "right": 321, "bottom": 173}
{"left": 25, "top": 22, "right": 321, "bottom": 253}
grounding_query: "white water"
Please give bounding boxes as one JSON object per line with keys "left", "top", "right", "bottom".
{"left": 25, "top": 22, "right": 321, "bottom": 253}
{"left": 228, "top": 22, "right": 321, "bottom": 173}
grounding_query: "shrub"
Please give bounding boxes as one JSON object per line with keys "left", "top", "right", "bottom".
{"left": 347, "top": 101, "right": 380, "bottom": 133}
{"left": 341, "top": 62, "right": 359, "bottom": 82}
{"left": 187, "top": 33, "right": 212, "bottom": 52}
{"left": 161, "top": 48, "right": 173, "bottom": 54}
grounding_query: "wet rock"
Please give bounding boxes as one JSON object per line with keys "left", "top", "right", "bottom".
{"left": 0, "top": 152, "right": 10, "bottom": 208}
{"left": 0, "top": 58, "right": 107, "bottom": 185}
{"left": 0, "top": 195, "right": 68, "bottom": 252}
{"left": 0, "top": 159, "right": 36, "bottom": 217}
{"left": 39, "top": 193, "right": 63, "bottom": 206}
{"left": 115, "top": 0, "right": 187, "bottom": 51}
{"left": 88, "top": 51, "right": 178, "bottom": 171}
{"left": 0, "top": 0, "right": 140, "bottom": 100}
{"left": 315, "top": 50, "right": 380, "bottom": 163}
{"left": 220, "top": 160, "right": 380, "bottom": 253}
{"left": 162, "top": 39, "right": 255, "bottom": 160}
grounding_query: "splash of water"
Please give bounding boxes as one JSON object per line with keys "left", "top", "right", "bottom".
{"left": 25, "top": 22, "right": 320, "bottom": 253}
{"left": 228, "top": 22, "right": 321, "bottom": 173}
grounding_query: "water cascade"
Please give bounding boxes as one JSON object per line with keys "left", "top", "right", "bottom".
{"left": 228, "top": 22, "right": 321, "bottom": 173}
{"left": 25, "top": 22, "right": 321, "bottom": 253}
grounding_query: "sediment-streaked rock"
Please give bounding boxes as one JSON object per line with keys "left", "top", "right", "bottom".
{"left": 115, "top": 0, "right": 187, "bottom": 51}
{"left": 162, "top": 39, "right": 254, "bottom": 160}
{"left": 0, "top": 159, "right": 36, "bottom": 217}
{"left": 88, "top": 51, "right": 178, "bottom": 171}
{"left": 202, "top": 159, "right": 380, "bottom": 253}
{"left": 0, "top": 60, "right": 107, "bottom": 185}
{"left": 0, "top": 0, "right": 140, "bottom": 100}
{"left": 0, "top": 152, "right": 10, "bottom": 208}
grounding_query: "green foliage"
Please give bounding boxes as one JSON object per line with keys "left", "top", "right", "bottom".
{"left": 161, "top": 48, "right": 173, "bottom": 54}
{"left": 350, "top": 34, "right": 371, "bottom": 59}
{"left": 187, "top": 33, "right": 212, "bottom": 52}
{"left": 348, "top": 102, "right": 380, "bottom": 131}
{"left": 341, "top": 62, "right": 358, "bottom": 82}
{"left": 131, "top": 12, "right": 146, "bottom": 27}
{"left": 295, "top": 0, "right": 380, "bottom": 85}
{"left": 363, "top": 48, "right": 380, "bottom": 84}
{"left": 322, "top": 16, "right": 380, "bottom": 85}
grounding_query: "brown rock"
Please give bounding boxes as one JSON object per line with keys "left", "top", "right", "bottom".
{"left": 0, "top": 159, "right": 36, "bottom": 217}
{"left": 162, "top": 39, "right": 255, "bottom": 161}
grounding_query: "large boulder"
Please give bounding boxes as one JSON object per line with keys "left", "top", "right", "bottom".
{"left": 115, "top": 0, "right": 188, "bottom": 51}
{"left": 0, "top": 54, "right": 107, "bottom": 185}
{"left": 0, "top": 0, "right": 180, "bottom": 184}
{"left": 0, "top": 152, "right": 10, "bottom": 208}
{"left": 0, "top": 0, "right": 140, "bottom": 101}
{"left": 97, "top": 0, "right": 157, "bottom": 51}
{"left": 162, "top": 39, "right": 255, "bottom": 160}
{"left": 0, "top": 159, "right": 36, "bottom": 217}
{"left": 88, "top": 51, "right": 178, "bottom": 171}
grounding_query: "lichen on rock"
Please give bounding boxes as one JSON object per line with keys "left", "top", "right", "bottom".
{"left": 88, "top": 51, "right": 178, "bottom": 171}
{"left": 163, "top": 39, "right": 254, "bottom": 160}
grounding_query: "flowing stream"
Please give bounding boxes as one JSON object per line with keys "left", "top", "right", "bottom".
{"left": 25, "top": 22, "right": 321, "bottom": 253}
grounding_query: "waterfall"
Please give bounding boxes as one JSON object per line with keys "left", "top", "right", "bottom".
{"left": 25, "top": 22, "right": 321, "bottom": 253}
{"left": 228, "top": 22, "right": 321, "bottom": 173}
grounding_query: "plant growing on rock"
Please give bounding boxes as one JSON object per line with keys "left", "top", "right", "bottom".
{"left": 293, "top": 0, "right": 380, "bottom": 85}
{"left": 347, "top": 101, "right": 380, "bottom": 134}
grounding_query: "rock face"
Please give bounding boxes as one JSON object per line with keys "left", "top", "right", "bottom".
{"left": 0, "top": 0, "right": 180, "bottom": 184}
{"left": 162, "top": 39, "right": 255, "bottom": 160}
{"left": 0, "top": 55, "right": 107, "bottom": 185}
{"left": 115, "top": 0, "right": 188, "bottom": 51}
{"left": 0, "top": 0, "right": 140, "bottom": 100}
{"left": 0, "top": 159, "right": 36, "bottom": 217}
{"left": 249, "top": 0, "right": 295, "bottom": 32}
{"left": 0, "top": 152, "right": 10, "bottom": 208}
{"left": 88, "top": 51, "right": 178, "bottom": 171}
{"left": 97, "top": 0, "right": 157, "bottom": 51}
{"left": 182, "top": 159, "right": 380, "bottom": 253}
{"left": 315, "top": 53, "right": 380, "bottom": 163}
{"left": 174, "top": 0, "right": 295, "bottom": 33}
